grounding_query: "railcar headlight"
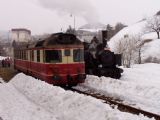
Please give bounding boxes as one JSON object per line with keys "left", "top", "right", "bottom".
{"left": 53, "top": 75, "right": 61, "bottom": 80}
{"left": 77, "top": 68, "right": 81, "bottom": 73}
{"left": 77, "top": 74, "right": 86, "bottom": 80}
{"left": 52, "top": 67, "right": 60, "bottom": 74}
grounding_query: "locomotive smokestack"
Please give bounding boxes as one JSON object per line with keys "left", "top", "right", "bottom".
{"left": 102, "top": 30, "right": 108, "bottom": 48}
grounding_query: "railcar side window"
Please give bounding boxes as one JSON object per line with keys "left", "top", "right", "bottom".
{"left": 73, "top": 49, "right": 84, "bottom": 62}
{"left": 45, "top": 50, "right": 62, "bottom": 63}
{"left": 30, "top": 50, "right": 34, "bottom": 61}
{"left": 23, "top": 51, "right": 27, "bottom": 60}
{"left": 37, "top": 50, "right": 40, "bottom": 62}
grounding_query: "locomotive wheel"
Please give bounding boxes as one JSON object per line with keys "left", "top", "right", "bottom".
{"left": 98, "top": 68, "right": 122, "bottom": 79}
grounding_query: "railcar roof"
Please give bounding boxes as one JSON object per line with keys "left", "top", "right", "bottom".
{"left": 32, "top": 33, "right": 82, "bottom": 48}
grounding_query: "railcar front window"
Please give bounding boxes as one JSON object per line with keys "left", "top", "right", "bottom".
{"left": 73, "top": 49, "right": 84, "bottom": 62}
{"left": 45, "top": 50, "right": 62, "bottom": 63}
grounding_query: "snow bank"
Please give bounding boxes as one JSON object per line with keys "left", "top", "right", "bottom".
{"left": 0, "top": 73, "right": 152, "bottom": 120}
{"left": 0, "top": 78, "right": 4, "bottom": 83}
{"left": 0, "top": 81, "right": 57, "bottom": 120}
{"left": 0, "top": 56, "right": 6, "bottom": 60}
{"left": 77, "top": 63, "right": 160, "bottom": 115}
{"left": 10, "top": 73, "right": 112, "bottom": 120}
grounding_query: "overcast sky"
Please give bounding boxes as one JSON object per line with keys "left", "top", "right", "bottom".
{"left": 0, "top": 0, "right": 160, "bottom": 35}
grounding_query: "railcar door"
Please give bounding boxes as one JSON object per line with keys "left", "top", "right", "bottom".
{"left": 27, "top": 50, "right": 34, "bottom": 75}
{"left": 62, "top": 49, "right": 73, "bottom": 75}
{"left": 63, "top": 49, "right": 72, "bottom": 63}
{"left": 26, "top": 50, "right": 30, "bottom": 74}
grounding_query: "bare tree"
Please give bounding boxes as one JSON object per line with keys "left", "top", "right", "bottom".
{"left": 114, "top": 35, "right": 142, "bottom": 67}
{"left": 107, "top": 23, "right": 127, "bottom": 40}
{"left": 114, "top": 22, "right": 127, "bottom": 34}
{"left": 145, "top": 16, "right": 160, "bottom": 39}
{"left": 106, "top": 24, "right": 114, "bottom": 40}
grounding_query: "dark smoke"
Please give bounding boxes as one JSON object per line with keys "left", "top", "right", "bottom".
{"left": 38, "top": 0, "right": 99, "bottom": 23}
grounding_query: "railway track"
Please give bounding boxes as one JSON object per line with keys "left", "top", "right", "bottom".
{"left": 67, "top": 87, "right": 160, "bottom": 120}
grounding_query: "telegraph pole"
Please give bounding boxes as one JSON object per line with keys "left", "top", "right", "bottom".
{"left": 73, "top": 15, "right": 75, "bottom": 30}
{"left": 70, "top": 14, "right": 76, "bottom": 30}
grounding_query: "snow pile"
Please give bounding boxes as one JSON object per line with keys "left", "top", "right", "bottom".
{"left": 0, "top": 78, "right": 4, "bottom": 83}
{"left": 121, "top": 63, "right": 160, "bottom": 86}
{"left": 77, "top": 63, "right": 160, "bottom": 115}
{"left": 0, "top": 81, "right": 57, "bottom": 120}
{"left": 10, "top": 74, "right": 111, "bottom": 120}
{"left": 0, "top": 73, "right": 153, "bottom": 120}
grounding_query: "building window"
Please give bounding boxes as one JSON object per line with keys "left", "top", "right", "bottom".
{"left": 37, "top": 50, "right": 40, "bottom": 62}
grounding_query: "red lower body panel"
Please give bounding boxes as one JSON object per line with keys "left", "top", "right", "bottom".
{"left": 14, "top": 59, "right": 86, "bottom": 86}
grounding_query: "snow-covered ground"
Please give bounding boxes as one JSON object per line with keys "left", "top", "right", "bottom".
{"left": 0, "top": 73, "right": 153, "bottom": 120}
{"left": 0, "top": 56, "right": 6, "bottom": 61}
{"left": 75, "top": 63, "right": 160, "bottom": 115}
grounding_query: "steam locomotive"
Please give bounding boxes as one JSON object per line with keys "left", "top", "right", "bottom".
{"left": 84, "top": 46, "right": 123, "bottom": 79}
{"left": 83, "top": 33, "right": 123, "bottom": 79}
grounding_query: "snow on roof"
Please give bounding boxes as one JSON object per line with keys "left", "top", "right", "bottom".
{"left": 0, "top": 73, "right": 152, "bottom": 120}
{"left": 78, "top": 28, "right": 102, "bottom": 32}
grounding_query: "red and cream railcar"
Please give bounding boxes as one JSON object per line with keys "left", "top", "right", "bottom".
{"left": 14, "top": 33, "right": 86, "bottom": 86}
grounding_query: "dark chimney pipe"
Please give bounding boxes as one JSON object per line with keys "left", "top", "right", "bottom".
{"left": 102, "top": 30, "right": 108, "bottom": 48}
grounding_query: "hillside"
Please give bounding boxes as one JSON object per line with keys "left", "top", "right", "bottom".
{"left": 108, "top": 16, "right": 160, "bottom": 63}
{"left": 108, "top": 20, "right": 147, "bottom": 49}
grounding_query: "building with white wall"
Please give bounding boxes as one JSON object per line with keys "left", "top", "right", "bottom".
{"left": 8, "top": 28, "right": 31, "bottom": 59}
{"left": 76, "top": 29, "right": 104, "bottom": 44}
{"left": 11, "top": 28, "right": 31, "bottom": 43}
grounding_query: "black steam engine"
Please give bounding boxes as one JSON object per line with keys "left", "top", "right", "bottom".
{"left": 84, "top": 30, "right": 123, "bottom": 79}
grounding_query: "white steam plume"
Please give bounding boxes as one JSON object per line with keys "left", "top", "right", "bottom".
{"left": 37, "top": 0, "right": 99, "bottom": 23}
